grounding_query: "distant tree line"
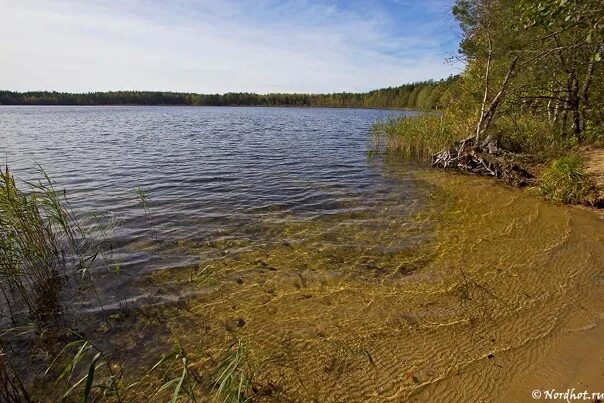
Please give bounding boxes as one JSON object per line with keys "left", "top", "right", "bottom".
{"left": 0, "top": 76, "right": 457, "bottom": 109}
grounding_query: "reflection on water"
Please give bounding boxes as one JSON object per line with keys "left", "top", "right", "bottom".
{"left": 2, "top": 106, "right": 604, "bottom": 401}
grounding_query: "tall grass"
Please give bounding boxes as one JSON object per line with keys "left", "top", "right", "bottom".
{"left": 371, "top": 114, "right": 456, "bottom": 160}
{"left": 135, "top": 185, "right": 158, "bottom": 241}
{"left": 538, "top": 155, "right": 597, "bottom": 205}
{"left": 134, "top": 344, "right": 198, "bottom": 402}
{"left": 47, "top": 340, "right": 117, "bottom": 401}
{"left": 371, "top": 110, "right": 578, "bottom": 163}
{"left": 0, "top": 166, "right": 76, "bottom": 321}
{"left": 0, "top": 166, "right": 119, "bottom": 323}
{"left": 494, "top": 113, "right": 579, "bottom": 161}
{"left": 42, "top": 337, "right": 256, "bottom": 402}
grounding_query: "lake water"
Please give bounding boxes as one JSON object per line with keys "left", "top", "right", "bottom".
{"left": 2, "top": 106, "right": 604, "bottom": 401}
{"left": 1, "top": 106, "right": 421, "bottom": 305}
{"left": 1, "top": 106, "right": 409, "bottom": 220}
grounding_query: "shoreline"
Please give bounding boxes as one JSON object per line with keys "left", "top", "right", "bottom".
{"left": 0, "top": 103, "right": 422, "bottom": 111}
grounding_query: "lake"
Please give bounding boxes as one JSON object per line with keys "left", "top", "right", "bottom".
{"left": 1, "top": 106, "right": 424, "bottom": 303}
{"left": 2, "top": 106, "right": 604, "bottom": 401}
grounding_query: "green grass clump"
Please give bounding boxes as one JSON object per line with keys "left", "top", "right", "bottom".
{"left": 0, "top": 165, "right": 115, "bottom": 324}
{"left": 371, "top": 114, "right": 456, "bottom": 160}
{"left": 538, "top": 155, "right": 597, "bottom": 205}
{"left": 0, "top": 165, "right": 110, "bottom": 323}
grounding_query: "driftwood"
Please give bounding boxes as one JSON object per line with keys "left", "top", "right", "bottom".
{"left": 432, "top": 136, "right": 533, "bottom": 187}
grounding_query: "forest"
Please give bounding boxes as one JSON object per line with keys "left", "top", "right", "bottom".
{"left": 374, "top": 0, "right": 603, "bottom": 204}
{"left": 0, "top": 76, "right": 457, "bottom": 109}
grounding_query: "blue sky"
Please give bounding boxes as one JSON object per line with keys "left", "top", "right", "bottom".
{"left": 0, "top": 0, "right": 462, "bottom": 93}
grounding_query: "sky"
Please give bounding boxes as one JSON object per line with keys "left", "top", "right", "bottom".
{"left": 0, "top": 0, "right": 463, "bottom": 93}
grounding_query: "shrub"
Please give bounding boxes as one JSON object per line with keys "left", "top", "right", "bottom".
{"left": 494, "top": 113, "right": 581, "bottom": 161}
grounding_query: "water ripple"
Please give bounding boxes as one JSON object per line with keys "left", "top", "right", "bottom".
{"left": 0, "top": 105, "right": 417, "bottom": 278}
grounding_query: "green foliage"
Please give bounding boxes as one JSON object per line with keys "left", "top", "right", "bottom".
{"left": 518, "top": 0, "right": 604, "bottom": 82}
{"left": 455, "top": 0, "right": 603, "bottom": 140}
{"left": 495, "top": 113, "right": 575, "bottom": 160}
{"left": 539, "top": 155, "right": 597, "bottom": 204}
{"left": 0, "top": 77, "right": 458, "bottom": 109}
{"left": 395, "top": 0, "right": 604, "bottom": 179}
{"left": 581, "top": 120, "right": 604, "bottom": 144}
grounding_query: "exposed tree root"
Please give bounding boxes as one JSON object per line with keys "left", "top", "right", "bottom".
{"left": 432, "top": 137, "right": 533, "bottom": 187}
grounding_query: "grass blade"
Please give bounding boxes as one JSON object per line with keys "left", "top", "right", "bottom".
{"left": 82, "top": 352, "right": 101, "bottom": 402}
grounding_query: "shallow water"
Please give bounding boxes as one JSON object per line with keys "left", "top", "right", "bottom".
{"left": 1, "top": 106, "right": 603, "bottom": 401}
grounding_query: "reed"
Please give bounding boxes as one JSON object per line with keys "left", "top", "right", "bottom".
{"left": 371, "top": 114, "right": 455, "bottom": 160}
{"left": 0, "top": 166, "right": 72, "bottom": 321}
{"left": 144, "top": 345, "right": 198, "bottom": 402}
{"left": 45, "top": 331, "right": 122, "bottom": 402}
{"left": 213, "top": 340, "right": 254, "bottom": 403}
{"left": 0, "top": 165, "right": 117, "bottom": 324}
{"left": 0, "top": 347, "right": 31, "bottom": 401}
{"left": 43, "top": 337, "right": 257, "bottom": 402}
{"left": 135, "top": 185, "right": 158, "bottom": 241}
{"left": 1, "top": 167, "right": 260, "bottom": 401}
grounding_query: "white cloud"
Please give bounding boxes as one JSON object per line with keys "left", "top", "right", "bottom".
{"left": 0, "top": 0, "right": 462, "bottom": 93}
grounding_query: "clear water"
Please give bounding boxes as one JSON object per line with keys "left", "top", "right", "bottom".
{"left": 0, "top": 106, "right": 420, "bottom": 301}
